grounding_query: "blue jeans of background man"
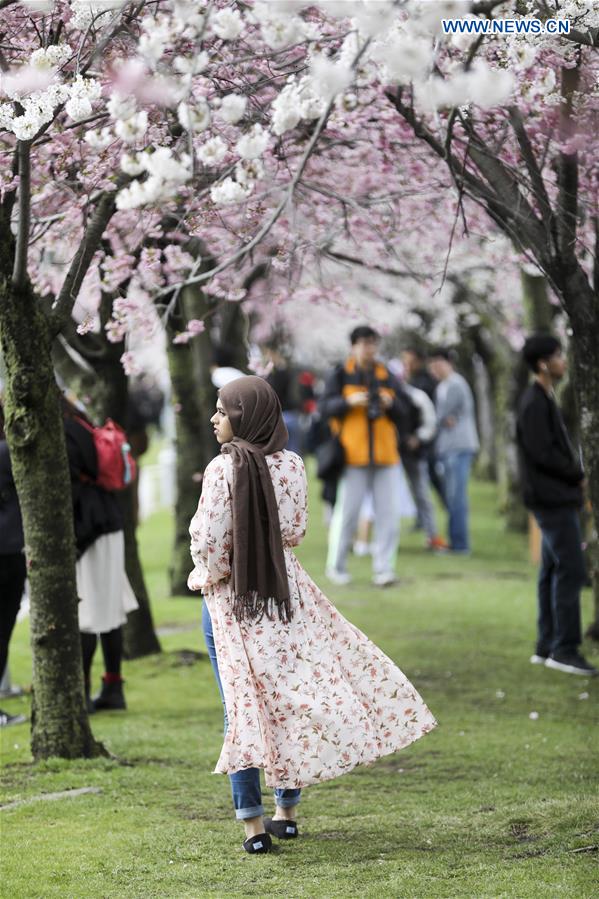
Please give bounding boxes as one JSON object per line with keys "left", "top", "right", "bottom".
{"left": 439, "top": 451, "right": 474, "bottom": 552}
{"left": 202, "top": 602, "right": 301, "bottom": 820}
{"left": 532, "top": 506, "right": 585, "bottom": 658}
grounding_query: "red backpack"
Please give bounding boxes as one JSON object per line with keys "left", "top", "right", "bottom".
{"left": 76, "top": 417, "right": 137, "bottom": 492}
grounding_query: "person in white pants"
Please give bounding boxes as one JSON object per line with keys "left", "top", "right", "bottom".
{"left": 321, "top": 326, "right": 411, "bottom": 587}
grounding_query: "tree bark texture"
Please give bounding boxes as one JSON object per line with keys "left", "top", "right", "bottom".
{"left": 166, "top": 284, "right": 218, "bottom": 595}
{"left": 0, "top": 283, "right": 103, "bottom": 759}
{"left": 563, "top": 284, "right": 599, "bottom": 638}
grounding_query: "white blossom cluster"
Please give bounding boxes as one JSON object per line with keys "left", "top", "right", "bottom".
{"left": 0, "top": 40, "right": 104, "bottom": 138}
{"left": 415, "top": 62, "right": 514, "bottom": 112}
{"left": 64, "top": 74, "right": 102, "bottom": 122}
{"left": 108, "top": 93, "right": 148, "bottom": 143}
{"left": 251, "top": 2, "right": 320, "bottom": 49}
{"left": 116, "top": 147, "right": 192, "bottom": 209}
{"left": 17, "top": 1, "right": 55, "bottom": 11}
{"left": 270, "top": 76, "right": 324, "bottom": 135}
{"left": 533, "top": 0, "right": 599, "bottom": 28}
{"left": 70, "top": 0, "right": 127, "bottom": 32}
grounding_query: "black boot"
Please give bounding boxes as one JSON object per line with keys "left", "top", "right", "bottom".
{"left": 92, "top": 676, "right": 126, "bottom": 711}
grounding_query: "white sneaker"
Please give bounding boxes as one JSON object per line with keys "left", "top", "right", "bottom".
{"left": 325, "top": 568, "right": 352, "bottom": 586}
{"left": 529, "top": 654, "right": 547, "bottom": 665}
{"left": 372, "top": 572, "right": 397, "bottom": 587}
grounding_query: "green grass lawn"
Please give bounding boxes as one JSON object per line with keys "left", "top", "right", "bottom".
{"left": 1, "top": 472, "right": 598, "bottom": 898}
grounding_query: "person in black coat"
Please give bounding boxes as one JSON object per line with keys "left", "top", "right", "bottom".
{"left": 401, "top": 348, "right": 447, "bottom": 509}
{"left": 63, "top": 398, "right": 138, "bottom": 711}
{"left": 516, "top": 335, "right": 596, "bottom": 677}
{"left": 0, "top": 404, "right": 27, "bottom": 727}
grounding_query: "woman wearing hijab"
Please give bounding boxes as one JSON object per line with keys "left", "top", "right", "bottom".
{"left": 189, "top": 377, "right": 436, "bottom": 854}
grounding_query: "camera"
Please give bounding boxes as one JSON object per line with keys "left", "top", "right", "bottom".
{"left": 367, "top": 387, "right": 382, "bottom": 420}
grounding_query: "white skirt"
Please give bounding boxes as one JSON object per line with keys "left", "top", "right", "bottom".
{"left": 77, "top": 531, "right": 139, "bottom": 634}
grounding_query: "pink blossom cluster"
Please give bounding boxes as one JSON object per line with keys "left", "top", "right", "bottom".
{"left": 1, "top": 1, "right": 596, "bottom": 369}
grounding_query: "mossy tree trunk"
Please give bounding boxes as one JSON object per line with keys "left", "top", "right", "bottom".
{"left": 0, "top": 167, "right": 119, "bottom": 757}
{"left": 0, "top": 282, "right": 103, "bottom": 759}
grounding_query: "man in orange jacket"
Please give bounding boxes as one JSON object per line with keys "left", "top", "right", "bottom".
{"left": 321, "top": 325, "right": 411, "bottom": 586}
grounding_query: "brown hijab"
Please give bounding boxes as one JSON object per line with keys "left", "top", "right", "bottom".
{"left": 219, "top": 376, "right": 291, "bottom": 623}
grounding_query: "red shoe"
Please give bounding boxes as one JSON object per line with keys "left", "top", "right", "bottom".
{"left": 427, "top": 536, "right": 448, "bottom": 552}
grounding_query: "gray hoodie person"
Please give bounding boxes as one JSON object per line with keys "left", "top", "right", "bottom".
{"left": 434, "top": 372, "right": 479, "bottom": 455}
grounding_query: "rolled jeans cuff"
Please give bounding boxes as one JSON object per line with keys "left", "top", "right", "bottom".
{"left": 275, "top": 793, "right": 301, "bottom": 809}
{"left": 235, "top": 804, "right": 264, "bottom": 821}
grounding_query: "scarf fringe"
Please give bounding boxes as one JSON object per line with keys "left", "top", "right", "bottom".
{"left": 232, "top": 591, "right": 293, "bottom": 624}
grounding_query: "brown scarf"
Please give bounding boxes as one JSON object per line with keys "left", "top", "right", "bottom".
{"left": 219, "top": 376, "right": 291, "bottom": 623}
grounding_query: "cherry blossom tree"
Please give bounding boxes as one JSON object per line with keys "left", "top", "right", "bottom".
{"left": 2, "top": 0, "right": 598, "bottom": 759}
{"left": 0, "top": 0, "right": 381, "bottom": 758}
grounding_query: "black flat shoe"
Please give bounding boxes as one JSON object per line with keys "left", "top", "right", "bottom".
{"left": 264, "top": 817, "right": 298, "bottom": 839}
{"left": 243, "top": 833, "right": 272, "bottom": 854}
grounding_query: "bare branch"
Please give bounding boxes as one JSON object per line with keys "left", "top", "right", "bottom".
{"left": 555, "top": 61, "right": 581, "bottom": 264}
{"left": 508, "top": 106, "right": 556, "bottom": 250}
{"left": 12, "top": 140, "right": 31, "bottom": 290}
{"left": 324, "top": 249, "right": 425, "bottom": 280}
{"left": 386, "top": 90, "right": 558, "bottom": 282}
{"left": 562, "top": 27, "right": 599, "bottom": 49}
{"left": 471, "top": 0, "right": 510, "bottom": 13}
{"left": 50, "top": 190, "right": 119, "bottom": 334}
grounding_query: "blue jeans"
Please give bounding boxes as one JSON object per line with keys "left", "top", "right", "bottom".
{"left": 202, "top": 602, "right": 301, "bottom": 820}
{"left": 533, "top": 507, "right": 585, "bottom": 657}
{"left": 283, "top": 410, "right": 302, "bottom": 455}
{"left": 439, "top": 451, "right": 474, "bottom": 552}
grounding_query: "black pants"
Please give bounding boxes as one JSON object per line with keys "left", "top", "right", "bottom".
{"left": 80, "top": 628, "right": 123, "bottom": 694}
{"left": 0, "top": 553, "right": 26, "bottom": 679}
{"left": 532, "top": 506, "right": 586, "bottom": 657}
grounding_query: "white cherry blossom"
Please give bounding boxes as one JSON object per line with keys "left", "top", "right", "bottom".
{"left": 143, "top": 147, "right": 192, "bottom": 184}
{"left": 235, "top": 124, "right": 269, "bottom": 160}
{"left": 115, "top": 111, "right": 148, "bottom": 144}
{"left": 211, "top": 7, "right": 244, "bottom": 41}
{"left": 177, "top": 100, "right": 211, "bottom": 133}
{"left": 235, "top": 158, "right": 265, "bottom": 186}
{"left": 107, "top": 94, "right": 137, "bottom": 121}
{"left": 197, "top": 136, "right": 228, "bottom": 166}
{"left": 210, "top": 177, "right": 250, "bottom": 206}
{"left": 308, "top": 56, "right": 354, "bottom": 103}
{"left": 217, "top": 93, "right": 247, "bottom": 124}
{"left": 174, "top": 52, "right": 209, "bottom": 75}
{"left": 120, "top": 152, "right": 146, "bottom": 176}
{"left": 271, "top": 83, "right": 302, "bottom": 135}
{"left": 65, "top": 96, "right": 93, "bottom": 122}
{"left": 84, "top": 127, "right": 113, "bottom": 150}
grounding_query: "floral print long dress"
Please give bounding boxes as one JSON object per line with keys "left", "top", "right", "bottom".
{"left": 189, "top": 450, "right": 437, "bottom": 789}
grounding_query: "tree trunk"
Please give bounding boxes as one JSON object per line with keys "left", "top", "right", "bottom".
{"left": 566, "top": 293, "right": 599, "bottom": 639}
{"left": 472, "top": 352, "right": 495, "bottom": 480}
{"left": 0, "top": 283, "right": 102, "bottom": 759}
{"left": 166, "top": 283, "right": 218, "bottom": 595}
{"left": 219, "top": 301, "right": 250, "bottom": 370}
